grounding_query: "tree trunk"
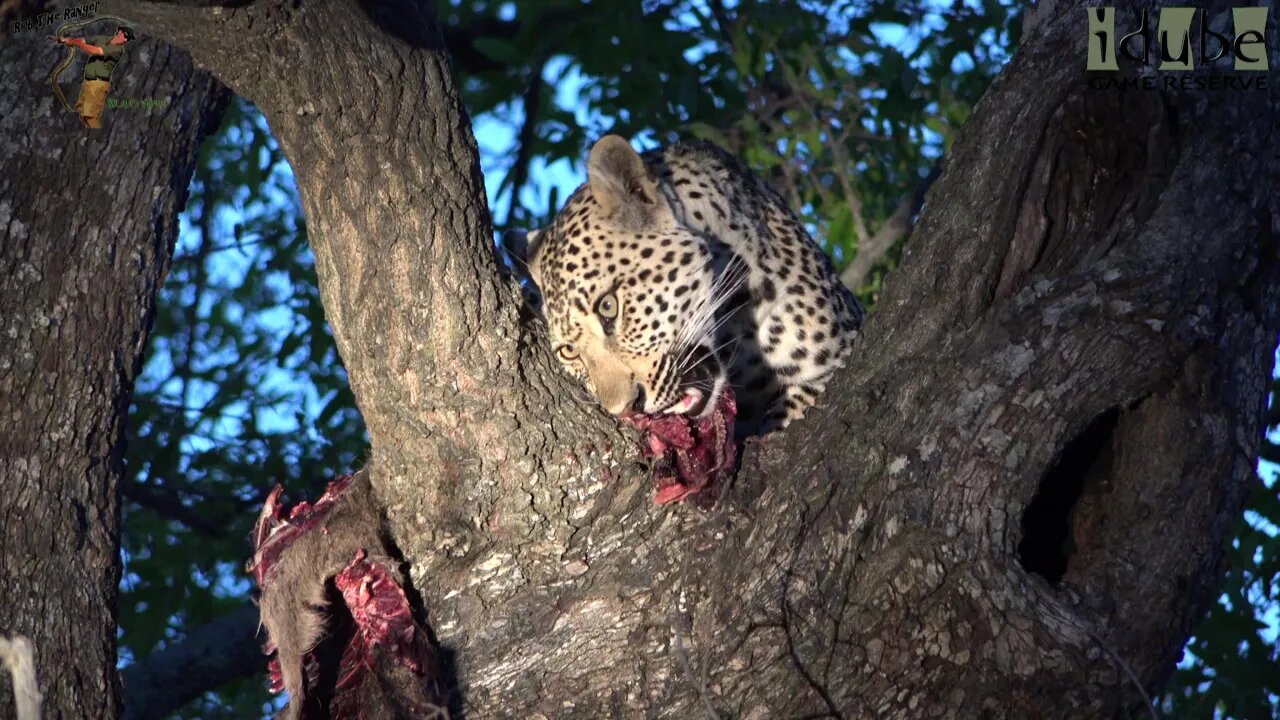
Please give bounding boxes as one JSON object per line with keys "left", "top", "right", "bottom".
{"left": 107, "top": 0, "right": 1280, "bottom": 716}
{"left": 0, "top": 28, "right": 227, "bottom": 720}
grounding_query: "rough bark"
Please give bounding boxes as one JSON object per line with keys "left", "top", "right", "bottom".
{"left": 0, "top": 26, "right": 227, "bottom": 720}
{"left": 109, "top": 0, "right": 1277, "bottom": 717}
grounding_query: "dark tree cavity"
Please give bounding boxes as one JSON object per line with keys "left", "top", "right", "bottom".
{"left": 1018, "top": 408, "right": 1120, "bottom": 585}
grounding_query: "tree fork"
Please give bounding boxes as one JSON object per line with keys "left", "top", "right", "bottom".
{"left": 105, "top": 0, "right": 1278, "bottom": 717}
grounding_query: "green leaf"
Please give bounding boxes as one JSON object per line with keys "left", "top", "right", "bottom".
{"left": 472, "top": 36, "right": 522, "bottom": 65}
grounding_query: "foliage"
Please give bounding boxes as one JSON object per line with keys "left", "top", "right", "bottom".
{"left": 116, "top": 2, "right": 1278, "bottom": 717}
{"left": 1163, "top": 365, "right": 1280, "bottom": 718}
{"left": 441, "top": 0, "right": 1021, "bottom": 298}
{"left": 122, "top": 98, "right": 367, "bottom": 716}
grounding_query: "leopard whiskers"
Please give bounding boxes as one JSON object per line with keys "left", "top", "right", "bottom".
{"left": 669, "top": 258, "right": 749, "bottom": 382}
{"left": 671, "top": 257, "right": 748, "bottom": 353}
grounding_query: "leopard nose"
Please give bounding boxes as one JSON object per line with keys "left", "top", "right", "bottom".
{"left": 630, "top": 385, "right": 647, "bottom": 413}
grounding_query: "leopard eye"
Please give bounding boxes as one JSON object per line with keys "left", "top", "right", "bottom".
{"left": 557, "top": 343, "right": 579, "bottom": 361}
{"left": 596, "top": 293, "right": 619, "bottom": 320}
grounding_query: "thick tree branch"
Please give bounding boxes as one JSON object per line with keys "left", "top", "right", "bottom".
{"left": 0, "top": 23, "right": 229, "bottom": 718}
{"left": 120, "top": 605, "right": 265, "bottom": 720}
{"left": 108, "top": 0, "right": 1279, "bottom": 717}
{"left": 121, "top": 479, "right": 230, "bottom": 537}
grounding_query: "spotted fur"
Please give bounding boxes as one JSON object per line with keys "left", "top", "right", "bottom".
{"left": 523, "top": 135, "right": 864, "bottom": 436}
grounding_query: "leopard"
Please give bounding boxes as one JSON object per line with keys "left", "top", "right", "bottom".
{"left": 518, "top": 134, "right": 864, "bottom": 438}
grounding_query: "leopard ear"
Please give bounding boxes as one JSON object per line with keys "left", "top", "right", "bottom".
{"left": 588, "top": 135, "right": 659, "bottom": 219}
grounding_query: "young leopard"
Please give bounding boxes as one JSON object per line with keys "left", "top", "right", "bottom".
{"left": 522, "top": 135, "right": 864, "bottom": 437}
